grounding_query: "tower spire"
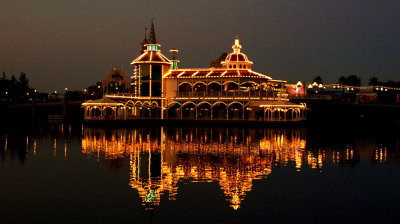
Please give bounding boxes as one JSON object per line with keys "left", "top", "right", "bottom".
{"left": 140, "top": 27, "right": 149, "bottom": 54}
{"left": 149, "top": 19, "right": 157, "bottom": 44}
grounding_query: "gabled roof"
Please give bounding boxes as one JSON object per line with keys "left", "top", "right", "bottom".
{"left": 163, "top": 68, "right": 273, "bottom": 79}
{"left": 82, "top": 98, "right": 123, "bottom": 106}
{"left": 131, "top": 51, "right": 172, "bottom": 65}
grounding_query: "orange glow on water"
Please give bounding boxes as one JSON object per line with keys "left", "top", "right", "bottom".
{"left": 80, "top": 127, "right": 392, "bottom": 210}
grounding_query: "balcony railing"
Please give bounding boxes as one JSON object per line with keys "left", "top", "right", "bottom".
{"left": 176, "top": 91, "right": 281, "bottom": 98}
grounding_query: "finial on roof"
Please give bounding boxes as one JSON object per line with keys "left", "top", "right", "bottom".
{"left": 149, "top": 19, "right": 157, "bottom": 44}
{"left": 233, "top": 36, "right": 242, "bottom": 53}
{"left": 170, "top": 48, "right": 178, "bottom": 60}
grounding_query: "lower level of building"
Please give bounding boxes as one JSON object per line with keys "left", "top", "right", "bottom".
{"left": 82, "top": 97, "right": 308, "bottom": 123}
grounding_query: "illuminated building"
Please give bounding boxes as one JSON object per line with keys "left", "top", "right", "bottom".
{"left": 82, "top": 22, "right": 307, "bottom": 122}
{"left": 101, "top": 67, "right": 131, "bottom": 94}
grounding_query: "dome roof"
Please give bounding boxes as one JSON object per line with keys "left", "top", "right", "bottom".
{"left": 221, "top": 37, "right": 253, "bottom": 67}
{"left": 102, "top": 67, "right": 130, "bottom": 88}
{"left": 225, "top": 52, "right": 250, "bottom": 62}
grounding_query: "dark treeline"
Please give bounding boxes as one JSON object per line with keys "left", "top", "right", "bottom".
{"left": 311, "top": 74, "right": 400, "bottom": 87}
{"left": 368, "top": 77, "right": 400, "bottom": 87}
{"left": 0, "top": 72, "right": 45, "bottom": 104}
{"left": 1, "top": 72, "right": 102, "bottom": 105}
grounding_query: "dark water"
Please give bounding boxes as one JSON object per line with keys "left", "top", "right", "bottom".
{"left": 0, "top": 124, "right": 400, "bottom": 223}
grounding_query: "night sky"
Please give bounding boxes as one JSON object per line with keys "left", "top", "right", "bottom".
{"left": 1, "top": 0, "right": 399, "bottom": 92}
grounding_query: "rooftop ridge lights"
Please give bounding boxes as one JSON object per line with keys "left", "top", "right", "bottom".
{"left": 82, "top": 102, "right": 124, "bottom": 106}
{"left": 259, "top": 104, "right": 306, "bottom": 108}
{"left": 134, "top": 61, "right": 172, "bottom": 64}
{"left": 220, "top": 71, "right": 228, "bottom": 77}
{"left": 173, "top": 68, "right": 226, "bottom": 71}
{"left": 163, "top": 71, "right": 172, "bottom": 78}
{"left": 158, "top": 53, "right": 168, "bottom": 62}
{"left": 177, "top": 71, "right": 185, "bottom": 77}
{"left": 270, "top": 79, "right": 288, "bottom": 83}
{"left": 131, "top": 52, "right": 148, "bottom": 64}
{"left": 249, "top": 70, "right": 274, "bottom": 79}
{"left": 191, "top": 71, "right": 199, "bottom": 77}
{"left": 205, "top": 71, "right": 213, "bottom": 77}
{"left": 248, "top": 70, "right": 264, "bottom": 77}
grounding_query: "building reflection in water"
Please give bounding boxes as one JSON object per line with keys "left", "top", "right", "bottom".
{"left": 79, "top": 126, "right": 395, "bottom": 210}
{"left": 82, "top": 127, "right": 307, "bottom": 210}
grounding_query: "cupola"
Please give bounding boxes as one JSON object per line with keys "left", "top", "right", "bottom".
{"left": 221, "top": 36, "right": 253, "bottom": 70}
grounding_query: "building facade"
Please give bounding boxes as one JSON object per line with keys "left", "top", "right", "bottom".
{"left": 83, "top": 23, "right": 307, "bottom": 122}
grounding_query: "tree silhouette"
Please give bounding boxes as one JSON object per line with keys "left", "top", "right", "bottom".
{"left": 368, "top": 77, "right": 380, "bottom": 86}
{"left": 18, "top": 72, "right": 29, "bottom": 87}
{"left": 312, "top": 76, "right": 323, "bottom": 84}
{"left": 338, "top": 75, "right": 361, "bottom": 86}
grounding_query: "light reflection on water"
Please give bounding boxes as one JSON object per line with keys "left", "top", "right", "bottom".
{"left": 79, "top": 126, "right": 391, "bottom": 210}
{"left": 82, "top": 127, "right": 306, "bottom": 210}
{"left": 1, "top": 124, "right": 399, "bottom": 223}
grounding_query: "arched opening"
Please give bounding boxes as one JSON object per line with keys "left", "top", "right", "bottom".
{"left": 208, "top": 82, "right": 222, "bottom": 97}
{"left": 151, "top": 101, "right": 160, "bottom": 117}
{"left": 224, "top": 82, "right": 239, "bottom": 96}
{"left": 178, "top": 82, "right": 192, "bottom": 97}
{"left": 197, "top": 102, "right": 212, "bottom": 120}
{"left": 227, "top": 102, "right": 243, "bottom": 120}
{"left": 141, "top": 102, "right": 151, "bottom": 118}
{"left": 104, "top": 107, "right": 114, "bottom": 119}
{"left": 193, "top": 82, "right": 207, "bottom": 97}
{"left": 286, "top": 109, "right": 293, "bottom": 120}
{"left": 167, "top": 102, "right": 181, "bottom": 119}
{"left": 181, "top": 102, "right": 196, "bottom": 119}
{"left": 212, "top": 102, "right": 227, "bottom": 120}
{"left": 273, "top": 109, "right": 285, "bottom": 120}
{"left": 92, "top": 107, "right": 102, "bottom": 117}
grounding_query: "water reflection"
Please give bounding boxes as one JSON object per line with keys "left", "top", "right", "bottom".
{"left": 1, "top": 125, "right": 398, "bottom": 211}
{"left": 82, "top": 126, "right": 374, "bottom": 210}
